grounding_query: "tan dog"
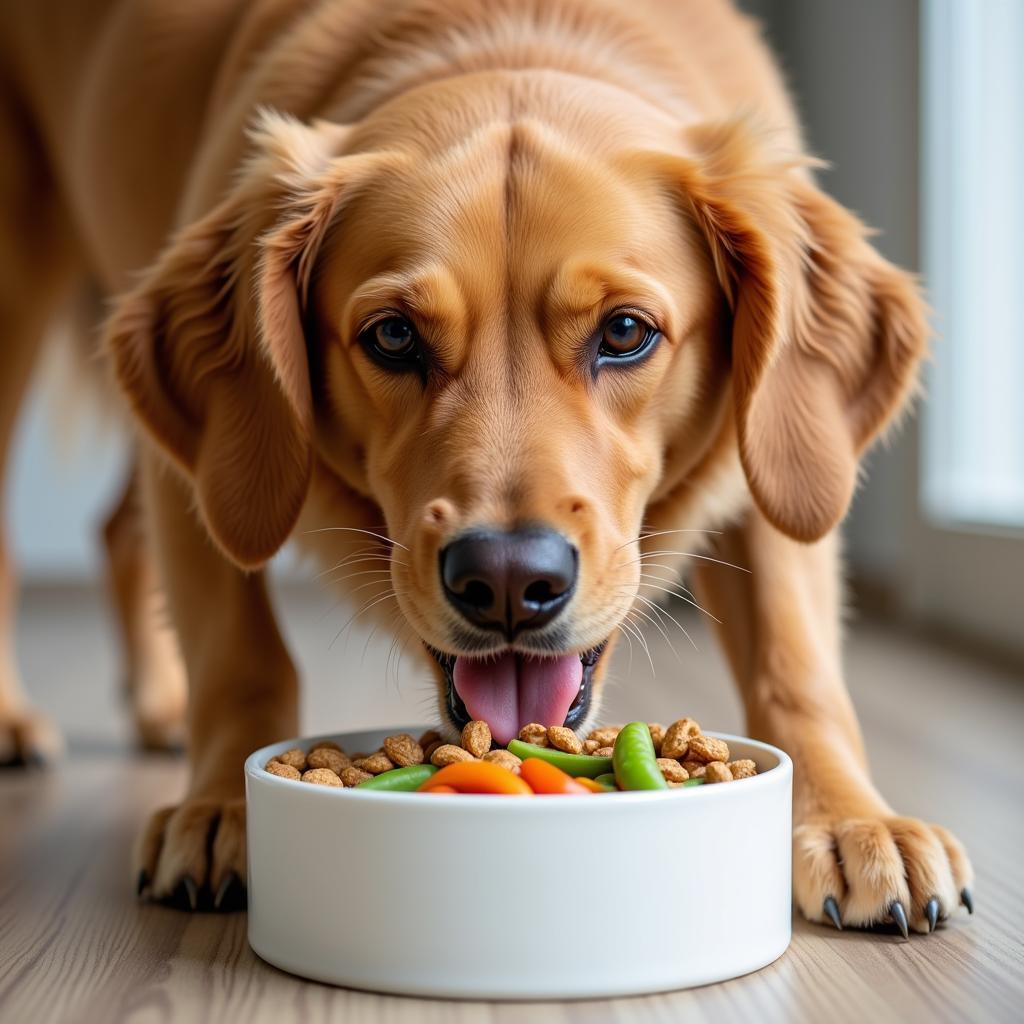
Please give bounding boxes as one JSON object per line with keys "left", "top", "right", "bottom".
{"left": 0, "top": 0, "right": 971, "bottom": 930}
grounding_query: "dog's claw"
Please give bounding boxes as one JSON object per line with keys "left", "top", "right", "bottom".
{"left": 214, "top": 871, "right": 243, "bottom": 912}
{"left": 961, "top": 888, "right": 974, "bottom": 915}
{"left": 177, "top": 876, "right": 199, "bottom": 912}
{"left": 890, "top": 900, "right": 909, "bottom": 939}
{"left": 136, "top": 870, "right": 150, "bottom": 900}
{"left": 823, "top": 896, "right": 843, "bottom": 931}
{"left": 924, "top": 897, "right": 940, "bottom": 933}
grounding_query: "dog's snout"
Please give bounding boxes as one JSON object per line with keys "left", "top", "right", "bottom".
{"left": 440, "top": 527, "right": 577, "bottom": 637}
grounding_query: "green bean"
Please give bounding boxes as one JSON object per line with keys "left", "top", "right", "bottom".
{"left": 506, "top": 739, "right": 613, "bottom": 778}
{"left": 612, "top": 721, "right": 668, "bottom": 790}
{"left": 594, "top": 772, "right": 620, "bottom": 790}
{"left": 356, "top": 764, "right": 438, "bottom": 791}
{"left": 680, "top": 776, "right": 705, "bottom": 787}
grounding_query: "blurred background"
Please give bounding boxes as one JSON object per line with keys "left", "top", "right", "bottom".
{"left": 8, "top": 0, "right": 1022, "bottom": 667}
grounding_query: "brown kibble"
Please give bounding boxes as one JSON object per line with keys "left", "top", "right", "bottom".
{"left": 383, "top": 733, "right": 424, "bottom": 767}
{"left": 518, "top": 723, "right": 549, "bottom": 747}
{"left": 418, "top": 729, "right": 442, "bottom": 749}
{"left": 277, "top": 748, "right": 307, "bottom": 771}
{"left": 309, "top": 739, "right": 343, "bottom": 753}
{"left": 728, "top": 759, "right": 758, "bottom": 780}
{"left": 583, "top": 739, "right": 601, "bottom": 754}
{"left": 352, "top": 752, "right": 395, "bottom": 775}
{"left": 547, "top": 726, "right": 583, "bottom": 754}
{"left": 648, "top": 723, "right": 665, "bottom": 755}
{"left": 431, "top": 744, "right": 476, "bottom": 766}
{"left": 482, "top": 749, "right": 522, "bottom": 773}
{"left": 423, "top": 739, "right": 444, "bottom": 762}
{"left": 704, "top": 761, "right": 733, "bottom": 784}
{"left": 657, "top": 757, "right": 689, "bottom": 783}
{"left": 661, "top": 719, "right": 701, "bottom": 759}
{"left": 594, "top": 746, "right": 615, "bottom": 758}
{"left": 307, "top": 747, "right": 350, "bottom": 774}
{"left": 587, "top": 726, "right": 620, "bottom": 746}
{"left": 684, "top": 762, "right": 706, "bottom": 778}
{"left": 302, "top": 767, "right": 342, "bottom": 786}
{"left": 340, "top": 766, "right": 373, "bottom": 787}
{"left": 687, "top": 734, "right": 730, "bottom": 764}
{"left": 265, "top": 759, "right": 301, "bottom": 780}
{"left": 461, "top": 720, "right": 492, "bottom": 758}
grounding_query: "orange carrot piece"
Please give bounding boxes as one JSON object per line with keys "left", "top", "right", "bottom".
{"left": 418, "top": 760, "right": 533, "bottom": 795}
{"left": 519, "top": 757, "right": 592, "bottom": 795}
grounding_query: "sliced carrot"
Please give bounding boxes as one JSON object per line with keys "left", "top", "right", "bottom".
{"left": 519, "top": 757, "right": 592, "bottom": 795}
{"left": 418, "top": 761, "right": 533, "bottom": 795}
{"left": 573, "top": 776, "right": 610, "bottom": 793}
{"left": 424, "top": 784, "right": 458, "bottom": 794}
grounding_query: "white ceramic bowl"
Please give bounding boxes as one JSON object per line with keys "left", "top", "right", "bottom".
{"left": 245, "top": 727, "right": 792, "bottom": 999}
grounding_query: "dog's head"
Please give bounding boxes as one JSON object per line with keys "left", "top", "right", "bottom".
{"left": 105, "top": 76, "right": 926, "bottom": 742}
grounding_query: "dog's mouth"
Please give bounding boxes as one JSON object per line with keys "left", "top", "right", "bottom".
{"left": 427, "top": 641, "right": 609, "bottom": 745}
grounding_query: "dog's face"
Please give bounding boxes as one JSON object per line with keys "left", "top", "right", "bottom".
{"left": 308, "top": 95, "right": 730, "bottom": 740}
{"left": 106, "top": 77, "right": 926, "bottom": 742}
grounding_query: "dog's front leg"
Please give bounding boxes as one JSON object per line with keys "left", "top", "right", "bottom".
{"left": 134, "top": 447, "right": 298, "bottom": 910}
{"left": 692, "top": 509, "right": 973, "bottom": 935}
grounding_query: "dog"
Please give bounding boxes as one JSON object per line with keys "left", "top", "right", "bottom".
{"left": 0, "top": 0, "right": 972, "bottom": 931}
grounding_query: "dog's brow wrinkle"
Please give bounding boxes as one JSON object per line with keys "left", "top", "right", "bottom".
{"left": 502, "top": 119, "right": 520, "bottom": 386}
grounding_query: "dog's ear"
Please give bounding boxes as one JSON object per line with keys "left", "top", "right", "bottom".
{"left": 104, "top": 112, "right": 384, "bottom": 567}
{"left": 675, "top": 122, "right": 928, "bottom": 542}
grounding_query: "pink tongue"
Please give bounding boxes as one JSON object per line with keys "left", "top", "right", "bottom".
{"left": 452, "top": 652, "right": 584, "bottom": 746}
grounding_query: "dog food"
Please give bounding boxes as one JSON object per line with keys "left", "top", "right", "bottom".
{"left": 263, "top": 717, "right": 759, "bottom": 794}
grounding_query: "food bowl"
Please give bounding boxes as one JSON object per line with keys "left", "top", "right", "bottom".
{"left": 245, "top": 727, "right": 792, "bottom": 999}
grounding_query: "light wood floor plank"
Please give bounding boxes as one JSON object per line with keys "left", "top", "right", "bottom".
{"left": 0, "top": 586, "right": 1021, "bottom": 1023}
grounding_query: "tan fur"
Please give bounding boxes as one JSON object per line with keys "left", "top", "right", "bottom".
{"left": 0, "top": 0, "right": 969, "bottom": 929}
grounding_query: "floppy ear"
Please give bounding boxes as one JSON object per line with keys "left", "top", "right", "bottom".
{"left": 104, "top": 112, "right": 378, "bottom": 567}
{"left": 678, "top": 123, "right": 929, "bottom": 542}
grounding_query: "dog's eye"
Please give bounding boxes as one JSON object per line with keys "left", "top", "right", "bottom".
{"left": 360, "top": 315, "right": 421, "bottom": 369}
{"left": 598, "top": 313, "right": 658, "bottom": 361}
{"left": 372, "top": 316, "right": 417, "bottom": 357}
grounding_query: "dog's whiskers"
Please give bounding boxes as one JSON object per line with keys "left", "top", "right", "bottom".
{"left": 632, "top": 578, "right": 721, "bottom": 625}
{"left": 620, "top": 611, "right": 657, "bottom": 677}
{"left": 305, "top": 526, "right": 410, "bottom": 552}
{"left": 318, "top": 567, "right": 396, "bottom": 588}
{"left": 614, "top": 621, "right": 636, "bottom": 676}
{"left": 628, "top": 590, "right": 699, "bottom": 652}
{"left": 328, "top": 589, "right": 408, "bottom": 651}
{"left": 615, "top": 548, "right": 750, "bottom": 573}
{"left": 613, "top": 528, "right": 722, "bottom": 554}
{"left": 384, "top": 616, "right": 415, "bottom": 693}
{"left": 627, "top": 601, "right": 684, "bottom": 664}
{"left": 636, "top": 570, "right": 698, "bottom": 601}
{"left": 314, "top": 552, "right": 406, "bottom": 581}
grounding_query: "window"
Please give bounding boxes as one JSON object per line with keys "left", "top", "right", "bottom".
{"left": 922, "top": 0, "right": 1024, "bottom": 530}
{"left": 907, "top": 0, "right": 1024, "bottom": 658}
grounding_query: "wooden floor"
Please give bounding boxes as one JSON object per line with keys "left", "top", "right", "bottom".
{"left": 1, "top": 584, "right": 1022, "bottom": 1024}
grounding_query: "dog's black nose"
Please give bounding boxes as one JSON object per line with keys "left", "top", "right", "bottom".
{"left": 440, "top": 527, "right": 577, "bottom": 637}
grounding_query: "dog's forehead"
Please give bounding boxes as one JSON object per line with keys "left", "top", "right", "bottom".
{"left": 336, "top": 117, "right": 688, "bottom": 317}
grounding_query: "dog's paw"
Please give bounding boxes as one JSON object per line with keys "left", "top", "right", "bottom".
{"left": 0, "top": 706, "right": 64, "bottom": 767}
{"left": 135, "top": 797, "right": 247, "bottom": 911}
{"left": 794, "top": 815, "right": 974, "bottom": 936}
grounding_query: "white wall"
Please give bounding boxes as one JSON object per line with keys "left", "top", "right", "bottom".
{"left": 9, "top": 357, "right": 128, "bottom": 583}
